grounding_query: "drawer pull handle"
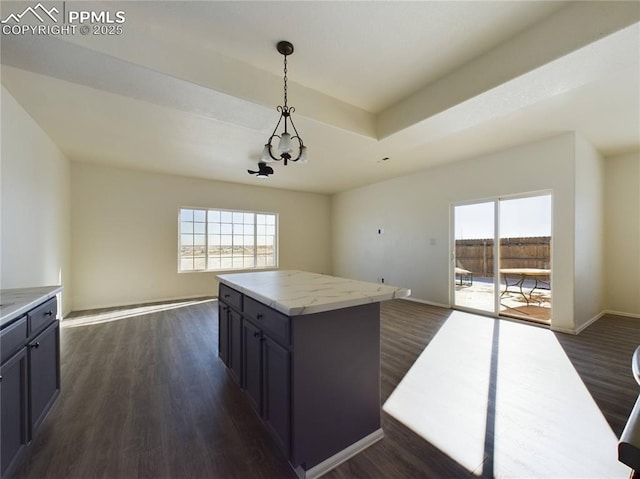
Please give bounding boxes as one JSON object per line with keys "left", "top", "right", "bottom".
{"left": 44, "top": 311, "right": 54, "bottom": 317}
{"left": 256, "top": 313, "right": 263, "bottom": 320}
{"left": 224, "top": 294, "right": 230, "bottom": 298}
{"left": 30, "top": 342, "right": 40, "bottom": 349}
{"left": 253, "top": 331, "right": 261, "bottom": 338}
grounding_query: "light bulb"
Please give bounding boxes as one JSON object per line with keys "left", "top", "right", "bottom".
{"left": 278, "top": 133, "right": 292, "bottom": 153}
{"left": 261, "top": 144, "right": 274, "bottom": 163}
{"left": 299, "top": 146, "right": 309, "bottom": 163}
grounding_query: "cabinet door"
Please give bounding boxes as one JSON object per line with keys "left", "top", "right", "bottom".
{"left": 262, "top": 336, "right": 291, "bottom": 456}
{"left": 1, "top": 348, "right": 28, "bottom": 478}
{"left": 242, "top": 321, "right": 262, "bottom": 414}
{"left": 228, "top": 309, "right": 242, "bottom": 384}
{"left": 28, "top": 321, "right": 60, "bottom": 436}
{"left": 218, "top": 303, "right": 230, "bottom": 366}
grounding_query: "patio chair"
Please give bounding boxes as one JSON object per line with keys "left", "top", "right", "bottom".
{"left": 455, "top": 261, "right": 473, "bottom": 286}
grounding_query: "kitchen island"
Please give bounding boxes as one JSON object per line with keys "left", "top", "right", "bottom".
{"left": 216, "top": 270, "right": 410, "bottom": 479}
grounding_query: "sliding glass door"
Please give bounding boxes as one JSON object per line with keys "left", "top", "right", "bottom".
{"left": 452, "top": 194, "right": 552, "bottom": 323}
{"left": 453, "top": 201, "right": 496, "bottom": 314}
{"left": 498, "top": 195, "right": 552, "bottom": 321}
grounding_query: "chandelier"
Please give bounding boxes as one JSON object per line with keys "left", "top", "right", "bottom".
{"left": 250, "top": 41, "right": 308, "bottom": 176}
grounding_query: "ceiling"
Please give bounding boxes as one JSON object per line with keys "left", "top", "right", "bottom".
{"left": 1, "top": 1, "right": 639, "bottom": 194}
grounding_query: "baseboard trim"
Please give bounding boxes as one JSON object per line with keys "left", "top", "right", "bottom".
{"left": 67, "top": 294, "right": 216, "bottom": 316}
{"left": 569, "top": 310, "right": 640, "bottom": 334}
{"left": 551, "top": 310, "right": 609, "bottom": 335}
{"left": 400, "top": 296, "right": 450, "bottom": 309}
{"left": 603, "top": 310, "right": 640, "bottom": 319}
{"left": 574, "top": 311, "right": 606, "bottom": 334}
{"left": 293, "top": 428, "right": 384, "bottom": 479}
{"left": 550, "top": 325, "right": 578, "bottom": 335}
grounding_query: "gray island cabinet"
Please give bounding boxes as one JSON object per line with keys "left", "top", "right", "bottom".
{"left": 217, "top": 270, "right": 410, "bottom": 478}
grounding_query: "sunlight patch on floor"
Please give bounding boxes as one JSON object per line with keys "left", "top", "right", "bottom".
{"left": 383, "top": 311, "right": 630, "bottom": 478}
{"left": 61, "top": 298, "right": 216, "bottom": 328}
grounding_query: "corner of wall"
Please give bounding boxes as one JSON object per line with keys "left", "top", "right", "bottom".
{"left": 603, "top": 150, "right": 640, "bottom": 316}
{"left": 572, "top": 134, "right": 605, "bottom": 331}
{"left": 1, "top": 86, "right": 72, "bottom": 315}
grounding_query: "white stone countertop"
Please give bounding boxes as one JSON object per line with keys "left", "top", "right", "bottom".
{"left": 0, "top": 286, "right": 63, "bottom": 328}
{"left": 216, "top": 270, "right": 410, "bottom": 316}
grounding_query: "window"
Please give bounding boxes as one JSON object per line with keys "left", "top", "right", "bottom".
{"left": 179, "top": 208, "right": 278, "bottom": 272}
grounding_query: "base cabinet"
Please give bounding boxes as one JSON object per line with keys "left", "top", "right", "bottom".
{"left": 228, "top": 309, "right": 242, "bottom": 383}
{"left": 218, "top": 283, "right": 381, "bottom": 475}
{"left": 28, "top": 321, "right": 60, "bottom": 434}
{"left": 219, "top": 299, "right": 242, "bottom": 384}
{"left": 0, "top": 349, "right": 28, "bottom": 478}
{"left": 262, "top": 335, "right": 290, "bottom": 455}
{"left": 242, "top": 320, "right": 262, "bottom": 413}
{"left": 0, "top": 297, "right": 60, "bottom": 479}
{"left": 218, "top": 302, "right": 229, "bottom": 365}
{"left": 241, "top": 319, "right": 291, "bottom": 454}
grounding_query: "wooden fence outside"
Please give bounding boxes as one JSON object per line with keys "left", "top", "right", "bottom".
{"left": 455, "top": 236, "right": 550, "bottom": 276}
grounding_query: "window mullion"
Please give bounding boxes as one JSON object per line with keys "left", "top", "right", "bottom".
{"left": 254, "top": 213, "right": 258, "bottom": 268}
{"left": 205, "top": 209, "right": 209, "bottom": 270}
{"left": 232, "top": 211, "right": 236, "bottom": 269}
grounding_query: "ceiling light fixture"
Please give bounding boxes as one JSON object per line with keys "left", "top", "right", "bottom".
{"left": 247, "top": 162, "right": 274, "bottom": 178}
{"left": 259, "top": 40, "right": 308, "bottom": 167}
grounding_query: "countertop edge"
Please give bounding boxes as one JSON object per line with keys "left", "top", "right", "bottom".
{"left": 217, "top": 274, "right": 410, "bottom": 316}
{"left": 1, "top": 286, "right": 63, "bottom": 327}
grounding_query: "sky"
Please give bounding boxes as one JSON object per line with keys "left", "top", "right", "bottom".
{"left": 455, "top": 195, "right": 551, "bottom": 240}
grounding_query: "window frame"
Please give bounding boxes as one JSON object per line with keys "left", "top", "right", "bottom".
{"left": 178, "top": 207, "right": 279, "bottom": 273}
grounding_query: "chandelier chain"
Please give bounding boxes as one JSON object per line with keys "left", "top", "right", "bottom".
{"left": 283, "top": 54, "right": 288, "bottom": 109}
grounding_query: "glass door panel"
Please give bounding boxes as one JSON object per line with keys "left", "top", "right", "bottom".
{"left": 498, "top": 195, "right": 552, "bottom": 322}
{"left": 453, "top": 202, "right": 495, "bottom": 314}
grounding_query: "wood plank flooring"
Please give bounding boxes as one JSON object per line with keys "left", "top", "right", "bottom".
{"left": 554, "top": 313, "right": 640, "bottom": 437}
{"left": 9, "top": 299, "right": 640, "bottom": 478}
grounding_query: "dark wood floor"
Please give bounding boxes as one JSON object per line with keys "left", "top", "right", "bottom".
{"left": 10, "top": 299, "right": 640, "bottom": 478}
{"left": 554, "top": 313, "right": 640, "bottom": 437}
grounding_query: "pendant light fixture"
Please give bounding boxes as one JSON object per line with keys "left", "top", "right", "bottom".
{"left": 259, "top": 40, "right": 308, "bottom": 167}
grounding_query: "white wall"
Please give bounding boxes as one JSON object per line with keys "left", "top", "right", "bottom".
{"left": 1, "top": 86, "right": 72, "bottom": 315}
{"left": 604, "top": 150, "right": 640, "bottom": 316}
{"left": 573, "top": 135, "right": 605, "bottom": 331}
{"left": 71, "top": 162, "right": 332, "bottom": 310}
{"left": 332, "top": 133, "right": 578, "bottom": 332}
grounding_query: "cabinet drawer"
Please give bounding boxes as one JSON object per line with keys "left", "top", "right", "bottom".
{"left": 219, "top": 284, "right": 243, "bottom": 311}
{"left": 244, "top": 296, "right": 290, "bottom": 347}
{"left": 1, "top": 316, "right": 27, "bottom": 363}
{"left": 28, "top": 297, "right": 57, "bottom": 337}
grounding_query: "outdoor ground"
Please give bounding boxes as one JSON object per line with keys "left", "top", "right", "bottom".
{"left": 455, "top": 276, "right": 551, "bottom": 322}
